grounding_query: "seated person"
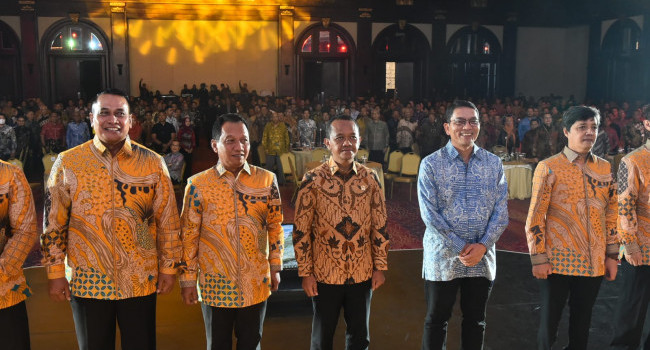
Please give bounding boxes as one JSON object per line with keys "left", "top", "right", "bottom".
{"left": 163, "top": 140, "right": 185, "bottom": 185}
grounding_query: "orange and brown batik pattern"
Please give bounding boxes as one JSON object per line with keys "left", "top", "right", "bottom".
{"left": 0, "top": 160, "right": 37, "bottom": 309}
{"left": 617, "top": 140, "right": 650, "bottom": 264}
{"left": 293, "top": 158, "right": 389, "bottom": 285}
{"left": 41, "top": 137, "right": 181, "bottom": 300}
{"left": 179, "top": 162, "right": 284, "bottom": 308}
{"left": 526, "top": 147, "right": 618, "bottom": 277}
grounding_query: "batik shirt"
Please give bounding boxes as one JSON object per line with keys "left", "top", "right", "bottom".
{"left": 0, "top": 161, "right": 37, "bottom": 308}
{"left": 0, "top": 125, "right": 16, "bottom": 158}
{"left": 41, "top": 137, "right": 181, "bottom": 300}
{"left": 418, "top": 141, "right": 509, "bottom": 282}
{"left": 526, "top": 147, "right": 618, "bottom": 277}
{"left": 617, "top": 139, "right": 650, "bottom": 264}
{"left": 293, "top": 158, "right": 389, "bottom": 285}
{"left": 262, "top": 122, "right": 290, "bottom": 156}
{"left": 179, "top": 162, "right": 283, "bottom": 308}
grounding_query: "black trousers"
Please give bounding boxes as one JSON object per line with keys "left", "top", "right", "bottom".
{"left": 422, "top": 277, "right": 493, "bottom": 350}
{"left": 368, "top": 150, "right": 384, "bottom": 164}
{"left": 0, "top": 301, "right": 31, "bottom": 350}
{"left": 201, "top": 300, "right": 267, "bottom": 350}
{"left": 537, "top": 274, "right": 603, "bottom": 350}
{"left": 70, "top": 293, "right": 157, "bottom": 350}
{"left": 611, "top": 260, "right": 650, "bottom": 349}
{"left": 311, "top": 279, "right": 373, "bottom": 350}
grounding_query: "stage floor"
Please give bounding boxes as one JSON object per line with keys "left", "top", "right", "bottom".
{"left": 24, "top": 250, "right": 639, "bottom": 350}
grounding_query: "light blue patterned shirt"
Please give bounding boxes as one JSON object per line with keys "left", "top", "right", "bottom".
{"left": 418, "top": 141, "right": 509, "bottom": 281}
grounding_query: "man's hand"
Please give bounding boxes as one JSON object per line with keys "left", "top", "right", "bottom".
{"left": 270, "top": 271, "right": 281, "bottom": 292}
{"left": 532, "top": 263, "right": 553, "bottom": 279}
{"left": 302, "top": 275, "right": 318, "bottom": 297}
{"left": 625, "top": 251, "right": 643, "bottom": 266}
{"left": 371, "top": 270, "right": 385, "bottom": 291}
{"left": 157, "top": 273, "right": 176, "bottom": 294}
{"left": 459, "top": 243, "right": 487, "bottom": 267}
{"left": 605, "top": 257, "right": 618, "bottom": 281}
{"left": 48, "top": 277, "right": 71, "bottom": 302}
{"left": 181, "top": 286, "right": 198, "bottom": 305}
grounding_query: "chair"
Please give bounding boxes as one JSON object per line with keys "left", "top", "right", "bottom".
{"left": 384, "top": 146, "right": 391, "bottom": 164}
{"left": 391, "top": 152, "right": 421, "bottom": 201}
{"left": 257, "top": 144, "right": 266, "bottom": 166}
{"left": 411, "top": 143, "right": 420, "bottom": 155}
{"left": 42, "top": 152, "right": 58, "bottom": 183}
{"left": 383, "top": 150, "right": 403, "bottom": 193}
{"left": 356, "top": 149, "right": 369, "bottom": 162}
{"left": 18, "top": 146, "right": 29, "bottom": 165}
{"left": 7, "top": 158, "right": 23, "bottom": 169}
{"left": 279, "top": 152, "right": 301, "bottom": 202}
{"left": 311, "top": 148, "right": 329, "bottom": 162}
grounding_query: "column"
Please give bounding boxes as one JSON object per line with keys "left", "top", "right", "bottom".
{"left": 278, "top": 6, "right": 295, "bottom": 97}
{"left": 19, "top": 0, "right": 40, "bottom": 98}
{"left": 355, "top": 8, "right": 372, "bottom": 97}
{"left": 430, "top": 10, "right": 447, "bottom": 99}
{"left": 500, "top": 12, "right": 517, "bottom": 98}
{"left": 585, "top": 19, "right": 602, "bottom": 101}
{"left": 110, "top": 2, "right": 129, "bottom": 93}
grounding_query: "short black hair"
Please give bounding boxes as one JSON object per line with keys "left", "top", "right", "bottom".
{"left": 212, "top": 113, "right": 249, "bottom": 140}
{"left": 92, "top": 88, "right": 130, "bottom": 115}
{"left": 327, "top": 114, "right": 359, "bottom": 138}
{"left": 445, "top": 100, "right": 479, "bottom": 123}
{"left": 562, "top": 106, "right": 600, "bottom": 130}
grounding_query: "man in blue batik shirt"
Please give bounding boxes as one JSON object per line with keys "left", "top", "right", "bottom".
{"left": 418, "top": 100, "right": 509, "bottom": 350}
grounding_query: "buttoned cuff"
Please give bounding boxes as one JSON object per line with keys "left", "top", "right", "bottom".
{"left": 606, "top": 243, "right": 620, "bottom": 255}
{"left": 270, "top": 264, "right": 283, "bottom": 272}
{"left": 179, "top": 275, "right": 197, "bottom": 289}
{"left": 530, "top": 253, "right": 549, "bottom": 266}
{"left": 46, "top": 264, "right": 66, "bottom": 279}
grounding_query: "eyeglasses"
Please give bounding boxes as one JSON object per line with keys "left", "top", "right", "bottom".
{"left": 450, "top": 118, "right": 480, "bottom": 127}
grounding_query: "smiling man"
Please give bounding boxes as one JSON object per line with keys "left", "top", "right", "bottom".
{"left": 293, "top": 115, "right": 389, "bottom": 350}
{"left": 179, "top": 113, "right": 283, "bottom": 350}
{"left": 41, "top": 88, "right": 181, "bottom": 350}
{"left": 418, "top": 100, "right": 508, "bottom": 350}
{"left": 526, "top": 106, "right": 618, "bottom": 350}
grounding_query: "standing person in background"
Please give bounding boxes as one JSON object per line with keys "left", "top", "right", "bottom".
{"left": 262, "top": 112, "right": 290, "bottom": 185}
{"left": 65, "top": 110, "right": 90, "bottom": 149}
{"left": 610, "top": 105, "right": 650, "bottom": 350}
{"left": 177, "top": 117, "right": 195, "bottom": 181}
{"left": 419, "top": 100, "right": 508, "bottom": 350}
{"left": 0, "top": 159, "right": 37, "bottom": 350}
{"left": 526, "top": 106, "right": 618, "bottom": 350}
{"left": 365, "top": 109, "right": 389, "bottom": 163}
{"left": 151, "top": 112, "right": 176, "bottom": 154}
{"left": 0, "top": 113, "right": 16, "bottom": 160}
{"left": 128, "top": 113, "right": 144, "bottom": 144}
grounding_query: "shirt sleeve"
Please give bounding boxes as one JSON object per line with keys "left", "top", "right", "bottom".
{"left": 525, "top": 161, "right": 553, "bottom": 265}
{"left": 617, "top": 158, "right": 640, "bottom": 254}
{"left": 179, "top": 180, "right": 202, "bottom": 288}
{"left": 41, "top": 155, "right": 71, "bottom": 279}
{"left": 267, "top": 175, "right": 284, "bottom": 271}
{"left": 292, "top": 173, "right": 316, "bottom": 277}
{"left": 478, "top": 161, "right": 509, "bottom": 249}
{"left": 417, "top": 159, "right": 467, "bottom": 254}
{"left": 154, "top": 157, "right": 182, "bottom": 275}
{"left": 0, "top": 166, "right": 37, "bottom": 283}
{"left": 369, "top": 171, "right": 389, "bottom": 271}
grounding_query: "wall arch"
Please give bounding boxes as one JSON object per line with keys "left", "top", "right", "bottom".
{"left": 0, "top": 20, "right": 22, "bottom": 101}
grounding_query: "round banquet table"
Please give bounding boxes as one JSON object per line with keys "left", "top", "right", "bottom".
{"left": 290, "top": 149, "right": 314, "bottom": 178}
{"left": 503, "top": 161, "right": 533, "bottom": 200}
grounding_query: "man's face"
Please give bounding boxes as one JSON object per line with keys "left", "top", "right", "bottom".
{"left": 16, "top": 117, "right": 25, "bottom": 126}
{"left": 444, "top": 107, "right": 480, "bottom": 150}
{"left": 91, "top": 94, "right": 132, "bottom": 147}
{"left": 325, "top": 120, "right": 360, "bottom": 166}
{"left": 564, "top": 118, "right": 598, "bottom": 154}
{"left": 170, "top": 141, "right": 181, "bottom": 153}
{"left": 530, "top": 120, "right": 539, "bottom": 130}
{"left": 371, "top": 111, "right": 381, "bottom": 121}
{"left": 72, "top": 112, "right": 82, "bottom": 123}
{"left": 543, "top": 114, "right": 553, "bottom": 127}
{"left": 158, "top": 113, "right": 167, "bottom": 123}
{"left": 527, "top": 108, "right": 534, "bottom": 117}
{"left": 50, "top": 113, "right": 59, "bottom": 123}
{"left": 303, "top": 110, "right": 310, "bottom": 119}
{"left": 211, "top": 121, "right": 249, "bottom": 173}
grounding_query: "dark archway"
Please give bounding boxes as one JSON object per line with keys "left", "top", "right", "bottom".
{"left": 0, "top": 20, "right": 21, "bottom": 101}
{"left": 602, "top": 19, "right": 643, "bottom": 102}
{"left": 371, "top": 24, "right": 430, "bottom": 101}
{"left": 296, "top": 23, "right": 356, "bottom": 101}
{"left": 41, "top": 19, "right": 110, "bottom": 104}
{"left": 446, "top": 25, "right": 501, "bottom": 100}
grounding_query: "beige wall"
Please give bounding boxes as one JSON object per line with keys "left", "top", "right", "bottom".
{"left": 128, "top": 19, "right": 278, "bottom": 95}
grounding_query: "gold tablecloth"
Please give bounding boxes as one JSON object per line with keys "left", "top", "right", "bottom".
{"left": 305, "top": 160, "right": 385, "bottom": 196}
{"left": 291, "top": 149, "right": 314, "bottom": 178}
{"left": 503, "top": 162, "right": 533, "bottom": 200}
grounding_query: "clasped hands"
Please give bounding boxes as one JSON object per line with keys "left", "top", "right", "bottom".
{"left": 459, "top": 243, "right": 487, "bottom": 267}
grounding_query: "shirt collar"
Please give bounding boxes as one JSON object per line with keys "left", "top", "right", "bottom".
{"left": 327, "top": 156, "right": 358, "bottom": 176}
{"left": 444, "top": 140, "right": 481, "bottom": 161}
{"left": 645, "top": 138, "right": 650, "bottom": 150}
{"left": 563, "top": 146, "right": 595, "bottom": 163}
{"left": 216, "top": 161, "right": 251, "bottom": 177}
{"left": 92, "top": 135, "right": 133, "bottom": 157}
